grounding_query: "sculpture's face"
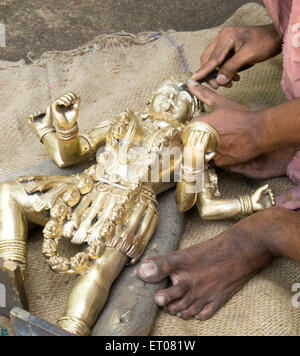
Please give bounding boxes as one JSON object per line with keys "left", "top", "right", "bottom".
{"left": 151, "top": 85, "right": 193, "bottom": 123}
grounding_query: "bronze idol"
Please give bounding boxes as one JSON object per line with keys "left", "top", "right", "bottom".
{"left": 0, "top": 74, "right": 275, "bottom": 335}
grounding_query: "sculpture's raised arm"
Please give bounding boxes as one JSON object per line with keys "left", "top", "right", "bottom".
{"left": 176, "top": 121, "right": 275, "bottom": 218}
{"left": 27, "top": 92, "right": 112, "bottom": 168}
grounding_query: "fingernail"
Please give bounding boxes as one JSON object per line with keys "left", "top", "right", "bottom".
{"left": 188, "top": 79, "right": 200, "bottom": 87}
{"left": 140, "top": 261, "right": 157, "bottom": 278}
{"left": 156, "top": 295, "right": 165, "bottom": 306}
{"left": 216, "top": 74, "right": 228, "bottom": 85}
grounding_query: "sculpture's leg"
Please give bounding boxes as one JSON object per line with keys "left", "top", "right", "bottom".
{"left": 0, "top": 182, "right": 31, "bottom": 316}
{"left": 0, "top": 182, "right": 29, "bottom": 277}
{"left": 57, "top": 248, "right": 128, "bottom": 336}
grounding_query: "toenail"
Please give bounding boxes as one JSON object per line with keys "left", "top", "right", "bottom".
{"left": 177, "top": 313, "right": 183, "bottom": 318}
{"left": 156, "top": 295, "right": 166, "bottom": 306}
{"left": 140, "top": 261, "right": 157, "bottom": 278}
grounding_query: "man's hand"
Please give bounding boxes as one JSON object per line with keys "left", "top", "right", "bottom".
{"left": 192, "top": 24, "right": 282, "bottom": 89}
{"left": 188, "top": 81, "right": 263, "bottom": 167}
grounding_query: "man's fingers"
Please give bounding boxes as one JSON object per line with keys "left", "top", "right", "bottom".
{"left": 208, "top": 79, "right": 219, "bottom": 90}
{"left": 217, "top": 49, "right": 252, "bottom": 84}
{"left": 208, "top": 75, "right": 238, "bottom": 89}
{"left": 192, "top": 37, "right": 235, "bottom": 82}
{"left": 224, "top": 82, "right": 233, "bottom": 89}
{"left": 200, "top": 38, "right": 218, "bottom": 65}
{"left": 187, "top": 81, "right": 229, "bottom": 109}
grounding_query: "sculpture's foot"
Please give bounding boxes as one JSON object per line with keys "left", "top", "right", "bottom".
{"left": 0, "top": 240, "right": 28, "bottom": 319}
{"left": 0, "top": 240, "right": 27, "bottom": 279}
{"left": 57, "top": 249, "right": 128, "bottom": 336}
{"left": 57, "top": 316, "right": 91, "bottom": 336}
{"left": 138, "top": 209, "right": 276, "bottom": 320}
{"left": 0, "top": 257, "right": 28, "bottom": 319}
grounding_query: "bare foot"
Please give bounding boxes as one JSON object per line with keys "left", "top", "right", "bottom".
{"left": 138, "top": 209, "right": 276, "bottom": 320}
{"left": 225, "top": 146, "right": 300, "bottom": 179}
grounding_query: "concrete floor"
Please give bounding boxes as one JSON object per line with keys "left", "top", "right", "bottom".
{"left": 0, "top": 0, "right": 262, "bottom": 63}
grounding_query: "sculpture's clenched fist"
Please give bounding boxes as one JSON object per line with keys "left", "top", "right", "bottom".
{"left": 51, "top": 92, "right": 80, "bottom": 130}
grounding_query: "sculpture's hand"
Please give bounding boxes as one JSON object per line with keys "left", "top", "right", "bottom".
{"left": 63, "top": 215, "right": 81, "bottom": 239}
{"left": 185, "top": 130, "right": 209, "bottom": 148}
{"left": 177, "top": 122, "right": 221, "bottom": 213}
{"left": 27, "top": 107, "right": 55, "bottom": 141}
{"left": 51, "top": 92, "right": 80, "bottom": 130}
{"left": 251, "top": 184, "right": 275, "bottom": 212}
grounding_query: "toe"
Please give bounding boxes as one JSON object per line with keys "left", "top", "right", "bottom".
{"left": 177, "top": 298, "right": 207, "bottom": 320}
{"left": 138, "top": 251, "right": 186, "bottom": 283}
{"left": 138, "top": 260, "right": 160, "bottom": 282}
{"left": 155, "top": 283, "right": 188, "bottom": 307}
{"left": 196, "top": 298, "right": 226, "bottom": 321}
{"left": 167, "top": 292, "right": 196, "bottom": 315}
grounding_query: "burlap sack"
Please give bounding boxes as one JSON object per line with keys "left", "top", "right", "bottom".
{"left": 0, "top": 2, "right": 299, "bottom": 335}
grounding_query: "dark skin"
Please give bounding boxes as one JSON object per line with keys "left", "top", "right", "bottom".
{"left": 193, "top": 24, "right": 283, "bottom": 89}
{"left": 138, "top": 207, "right": 300, "bottom": 320}
{"left": 138, "top": 24, "right": 300, "bottom": 320}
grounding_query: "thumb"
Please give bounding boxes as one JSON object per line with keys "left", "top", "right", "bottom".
{"left": 188, "top": 80, "right": 231, "bottom": 109}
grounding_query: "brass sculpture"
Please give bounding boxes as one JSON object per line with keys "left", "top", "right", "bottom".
{"left": 0, "top": 74, "right": 275, "bottom": 336}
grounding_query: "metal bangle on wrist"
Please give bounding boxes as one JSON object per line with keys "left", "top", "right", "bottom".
{"left": 181, "top": 165, "right": 203, "bottom": 183}
{"left": 239, "top": 195, "right": 254, "bottom": 216}
{"left": 56, "top": 123, "right": 79, "bottom": 141}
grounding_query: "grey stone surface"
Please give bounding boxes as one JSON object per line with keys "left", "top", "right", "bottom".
{"left": 93, "top": 187, "right": 184, "bottom": 336}
{"left": 0, "top": 0, "right": 262, "bottom": 63}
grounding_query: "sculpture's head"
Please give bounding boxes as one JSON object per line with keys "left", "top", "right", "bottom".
{"left": 149, "top": 74, "right": 200, "bottom": 124}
